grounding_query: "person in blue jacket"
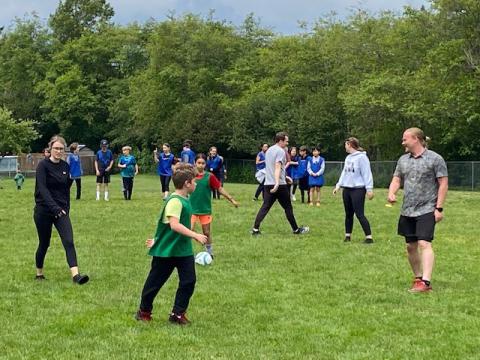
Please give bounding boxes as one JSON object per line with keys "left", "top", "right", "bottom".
{"left": 307, "top": 145, "right": 325, "bottom": 206}
{"left": 297, "top": 146, "right": 310, "bottom": 204}
{"left": 67, "top": 142, "right": 83, "bottom": 200}
{"left": 180, "top": 140, "right": 195, "bottom": 165}
{"left": 154, "top": 143, "right": 176, "bottom": 200}
{"left": 286, "top": 146, "right": 299, "bottom": 201}
{"left": 253, "top": 143, "right": 269, "bottom": 201}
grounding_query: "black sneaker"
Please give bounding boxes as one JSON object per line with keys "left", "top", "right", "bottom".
{"left": 344, "top": 236, "right": 351, "bottom": 242}
{"left": 73, "top": 274, "right": 89, "bottom": 285}
{"left": 363, "top": 238, "right": 374, "bottom": 244}
{"left": 35, "top": 275, "right": 46, "bottom": 280}
{"left": 293, "top": 226, "right": 310, "bottom": 235}
{"left": 251, "top": 229, "right": 261, "bottom": 236}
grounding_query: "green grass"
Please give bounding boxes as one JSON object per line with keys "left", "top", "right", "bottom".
{"left": 1, "top": 175, "right": 479, "bottom": 359}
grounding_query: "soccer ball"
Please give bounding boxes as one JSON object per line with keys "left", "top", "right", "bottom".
{"left": 195, "top": 251, "right": 213, "bottom": 266}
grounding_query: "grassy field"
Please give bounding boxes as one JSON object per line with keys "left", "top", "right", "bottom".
{"left": 1, "top": 174, "right": 479, "bottom": 359}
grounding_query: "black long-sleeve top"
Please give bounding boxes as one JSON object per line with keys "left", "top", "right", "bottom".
{"left": 34, "top": 159, "right": 71, "bottom": 215}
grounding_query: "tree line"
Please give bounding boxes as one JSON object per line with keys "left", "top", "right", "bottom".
{"left": 1, "top": 0, "right": 479, "bottom": 160}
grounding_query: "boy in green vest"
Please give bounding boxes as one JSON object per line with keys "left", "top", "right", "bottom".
{"left": 190, "top": 153, "right": 238, "bottom": 257}
{"left": 135, "top": 163, "right": 208, "bottom": 324}
{"left": 14, "top": 171, "right": 25, "bottom": 190}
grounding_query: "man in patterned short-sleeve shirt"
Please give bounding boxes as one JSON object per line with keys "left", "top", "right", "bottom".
{"left": 388, "top": 128, "right": 448, "bottom": 293}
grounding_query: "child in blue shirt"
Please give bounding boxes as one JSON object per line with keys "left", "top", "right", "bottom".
{"left": 180, "top": 140, "right": 195, "bottom": 165}
{"left": 297, "top": 146, "right": 311, "bottom": 204}
{"left": 118, "top": 146, "right": 139, "bottom": 200}
{"left": 307, "top": 146, "right": 325, "bottom": 206}
{"left": 207, "top": 146, "right": 225, "bottom": 199}
{"left": 253, "top": 143, "right": 268, "bottom": 201}
{"left": 154, "top": 143, "right": 175, "bottom": 200}
{"left": 286, "top": 147, "right": 299, "bottom": 201}
{"left": 67, "top": 142, "right": 83, "bottom": 199}
{"left": 95, "top": 139, "right": 114, "bottom": 201}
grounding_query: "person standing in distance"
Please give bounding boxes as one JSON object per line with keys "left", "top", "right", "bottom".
{"left": 95, "top": 139, "right": 114, "bottom": 201}
{"left": 34, "top": 135, "right": 89, "bottom": 284}
{"left": 333, "top": 137, "right": 374, "bottom": 243}
{"left": 388, "top": 127, "right": 448, "bottom": 293}
{"left": 251, "top": 132, "right": 309, "bottom": 235}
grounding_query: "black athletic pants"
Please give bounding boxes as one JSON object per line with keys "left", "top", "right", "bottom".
{"left": 342, "top": 187, "right": 371, "bottom": 236}
{"left": 122, "top": 177, "right": 134, "bottom": 200}
{"left": 254, "top": 181, "right": 264, "bottom": 199}
{"left": 71, "top": 178, "right": 81, "bottom": 199}
{"left": 212, "top": 172, "right": 223, "bottom": 199}
{"left": 253, "top": 184, "right": 298, "bottom": 231}
{"left": 33, "top": 208, "right": 78, "bottom": 268}
{"left": 299, "top": 177, "right": 310, "bottom": 203}
{"left": 140, "top": 256, "right": 196, "bottom": 314}
{"left": 160, "top": 175, "right": 171, "bottom": 193}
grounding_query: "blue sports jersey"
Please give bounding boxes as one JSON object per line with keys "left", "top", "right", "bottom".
{"left": 96, "top": 149, "right": 113, "bottom": 170}
{"left": 256, "top": 151, "right": 266, "bottom": 171}
{"left": 296, "top": 155, "right": 310, "bottom": 179}
{"left": 180, "top": 149, "right": 195, "bottom": 165}
{"left": 67, "top": 153, "right": 82, "bottom": 178}
{"left": 157, "top": 152, "right": 175, "bottom": 176}
{"left": 119, "top": 154, "right": 136, "bottom": 178}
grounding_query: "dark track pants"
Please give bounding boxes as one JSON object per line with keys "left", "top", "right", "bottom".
{"left": 253, "top": 184, "right": 298, "bottom": 231}
{"left": 140, "top": 256, "right": 196, "bottom": 314}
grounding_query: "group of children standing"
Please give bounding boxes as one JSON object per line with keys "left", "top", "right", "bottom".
{"left": 255, "top": 144, "right": 326, "bottom": 206}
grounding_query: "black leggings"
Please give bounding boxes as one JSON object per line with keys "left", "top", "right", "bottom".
{"left": 140, "top": 256, "right": 196, "bottom": 314}
{"left": 70, "top": 178, "right": 81, "bottom": 199}
{"left": 254, "top": 181, "right": 264, "bottom": 199}
{"left": 160, "top": 175, "right": 171, "bottom": 193}
{"left": 299, "top": 177, "right": 310, "bottom": 203}
{"left": 253, "top": 184, "right": 299, "bottom": 231}
{"left": 122, "top": 177, "right": 134, "bottom": 200}
{"left": 34, "top": 208, "right": 78, "bottom": 268}
{"left": 212, "top": 172, "right": 223, "bottom": 199}
{"left": 342, "top": 187, "right": 372, "bottom": 236}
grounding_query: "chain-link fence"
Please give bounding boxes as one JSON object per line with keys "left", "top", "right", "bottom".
{"left": 224, "top": 159, "right": 480, "bottom": 191}
{"left": 2, "top": 155, "right": 479, "bottom": 191}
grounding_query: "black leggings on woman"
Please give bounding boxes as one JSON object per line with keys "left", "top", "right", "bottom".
{"left": 34, "top": 208, "right": 78, "bottom": 268}
{"left": 254, "top": 181, "right": 264, "bottom": 199}
{"left": 160, "top": 175, "right": 171, "bottom": 193}
{"left": 342, "top": 187, "right": 371, "bottom": 236}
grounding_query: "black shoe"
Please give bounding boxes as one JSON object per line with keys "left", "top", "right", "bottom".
{"left": 35, "top": 275, "right": 46, "bottom": 280}
{"left": 251, "top": 229, "right": 261, "bottom": 236}
{"left": 363, "top": 238, "right": 374, "bottom": 244}
{"left": 73, "top": 274, "right": 89, "bottom": 285}
{"left": 293, "top": 226, "right": 310, "bottom": 235}
{"left": 168, "top": 312, "right": 190, "bottom": 325}
{"left": 252, "top": 197, "right": 258, "bottom": 201}
{"left": 135, "top": 309, "right": 152, "bottom": 321}
{"left": 344, "top": 236, "right": 351, "bottom": 242}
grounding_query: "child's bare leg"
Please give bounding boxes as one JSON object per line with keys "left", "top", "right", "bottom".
{"left": 202, "top": 223, "right": 213, "bottom": 255}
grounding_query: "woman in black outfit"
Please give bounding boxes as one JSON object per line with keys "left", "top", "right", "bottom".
{"left": 34, "top": 135, "right": 89, "bottom": 284}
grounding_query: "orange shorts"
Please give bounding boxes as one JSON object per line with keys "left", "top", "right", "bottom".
{"left": 191, "top": 214, "right": 213, "bottom": 226}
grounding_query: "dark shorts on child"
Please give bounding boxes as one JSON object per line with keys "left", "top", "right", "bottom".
{"left": 96, "top": 171, "right": 110, "bottom": 184}
{"left": 398, "top": 212, "right": 436, "bottom": 242}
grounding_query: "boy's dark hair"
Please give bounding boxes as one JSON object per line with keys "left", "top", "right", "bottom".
{"left": 311, "top": 145, "right": 322, "bottom": 152}
{"left": 195, "top": 153, "right": 207, "bottom": 162}
{"left": 274, "top": 132, "right": 288, "bottom": 143}
{"left": 172, "top": 163, "right": 196, "bottom": 189}
{"left": 299, "top": 145, "right": 308, "bottom": 152}
{"left": 183, "top": 139, "right": 193, "bottom": 147}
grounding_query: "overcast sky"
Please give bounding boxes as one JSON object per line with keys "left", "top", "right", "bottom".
{"left": 2, "top": 0, "right": 430, "bottom": 34}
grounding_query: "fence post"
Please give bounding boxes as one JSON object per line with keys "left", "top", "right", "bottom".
{"left": 472, "top": 162, "right": 475, "bottom": 191}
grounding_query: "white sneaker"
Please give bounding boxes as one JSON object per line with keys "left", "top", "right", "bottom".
{"left": 291, "top": 195, "right": 296, "bottom": 201}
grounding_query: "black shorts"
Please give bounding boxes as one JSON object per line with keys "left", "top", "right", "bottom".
{"left": 96, "top": 171, "right": 110, "bottom": 184}
{"left": 398, "top": 212, "right": 436, "bottom": 242}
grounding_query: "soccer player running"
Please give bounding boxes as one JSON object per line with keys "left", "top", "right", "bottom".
{"left": 251, "top": 132, "right": 309, "bottom": 236}
{"left": 388, "top": 127, "right": 448, "bottom": 293}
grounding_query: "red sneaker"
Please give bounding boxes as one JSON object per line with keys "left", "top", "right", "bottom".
{"left": 168, "top": 312, "right": 191, "bottom": 325}
{"left": 409, "top": 280, "right": 432, "bottom": 293}
{"left": 135, "top": 309, "right": 152, "bottom": 321}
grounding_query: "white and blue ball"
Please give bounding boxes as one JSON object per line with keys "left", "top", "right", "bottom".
{"left": 195, "top": 251, "right": 213, "bottom": 266}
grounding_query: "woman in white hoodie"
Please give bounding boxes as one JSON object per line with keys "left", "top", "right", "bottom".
{"left": 333, "top": 137, "right": 374, "bottom": 244}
